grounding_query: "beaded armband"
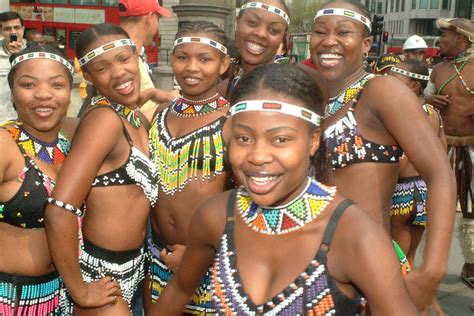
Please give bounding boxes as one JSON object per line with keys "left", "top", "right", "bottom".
{"left": 47, "top": 197, "right": 84, "bottom": 217}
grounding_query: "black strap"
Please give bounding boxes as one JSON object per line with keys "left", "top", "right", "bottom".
{"left": 224, "top": 190, "right": 237, "bottom": 235}
{"left": 320, "top": 199, "right": 353, "bottom": 249}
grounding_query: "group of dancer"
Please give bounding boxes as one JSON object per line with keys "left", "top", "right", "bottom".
{"left": 0, "top": 0, "right": 460, "bottom": 315}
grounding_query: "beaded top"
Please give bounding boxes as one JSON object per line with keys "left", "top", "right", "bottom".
{"left": 170, "top": 94, "right": 229, "bottom": 118}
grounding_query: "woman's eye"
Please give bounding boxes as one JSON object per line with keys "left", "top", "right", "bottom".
{"left": 274, "top": 137, "right": 289, "bottom": 144}
{"left": 52, "top": 82, "right": 66, "bottom": 89}
{"left": 338, "top": 30, "right": 352, "bottom": 35}
{"left": 246, "top": 19, "right": 257, "bottom": 27}
{"left": 236, "top": 135, "right": 252, "bottom": 143}
{"left": 20, "top": 82, "right": 34, "bottom": 88}
{"left": 269, "top": 27, "right": 281, "bottom": 35}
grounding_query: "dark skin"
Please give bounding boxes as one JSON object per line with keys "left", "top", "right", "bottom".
{"left": 427, "top": 30, "right": 474, "bottom": 137}
{"left": 142, "top": 33, "right": 231, "bottom": 312}
{"left": 45, "top": 35, "right": 150, "bottom": 315}
{"left": 0, "top": 59, "right": 76, "bottom": 279}
{"left": 150, "top": 91, "right": 418, "bottom": 315}
{"left": 218, "top": 0, "right": 288, "bottom": 98}
{"left": 311, "top": 1, "right": 456, "bottom": 311}
{"left": 388, "top": 65, "right": 448, "bottom": 268}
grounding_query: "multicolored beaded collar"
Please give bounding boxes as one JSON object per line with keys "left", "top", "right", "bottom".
{"left": 390, "top": 67, "right": 430, "bottom": 81}
{"left": 91, "top": 96, "right": 141, "bottom": 128}
{"left": 11, "top": 52, "right": 75, "bottom": 75}
{"left": 314, "top": 8, "right": 372, "bottom": 33}
{"left": 237, "top": 177, "right": 336, "bottom": 235}
{"left": 7, "top": 123, "right": 70, "bottom": 165}
{"left": 241, "top": 2, "right": 290, "bottom": 25}
{"left": 79, "top": 39, "right": 135, "bottom": 66}
{"left": 174, "top": 37, "right": 228, "bottom": 55}
{"left": 171, "top": 93, "right": 230, "bottom": 118}
{"left": 325, "top": 73, "right": 374, "bottom": 119}
{"left": 230, "top": 100, "right": 321, "bottom": 126}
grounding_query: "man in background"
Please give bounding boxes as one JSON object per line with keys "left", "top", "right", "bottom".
{"left": 403, "top": 35, "right": 428, "bottom": 62}
{"left": 25, "top": 29, "right": 45, "bottom": 46}
{"left": 0, "top": 11, "right": 26, "bottom": 123}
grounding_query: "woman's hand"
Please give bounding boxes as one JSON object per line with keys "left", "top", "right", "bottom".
{"left": 160, "top": 244, "right": 186, "bottom": 273}
{"left": 73, "top": 276, "right": 122, "bottom": 308}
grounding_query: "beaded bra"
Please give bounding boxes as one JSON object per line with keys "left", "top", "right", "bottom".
{"left": 149, "top": 97, "right": 229, "bottom": 195}
{"left": 324, "top": 73, "right": 374, "bottom": 119}
{"left": 91, "top": 95, "right": 141, "bottom": 128}
{"left": 237, "top": 178, "right": 336, "bottom": 235}
{"left": 7, "top": 124, "right": 70, "bottom": 165}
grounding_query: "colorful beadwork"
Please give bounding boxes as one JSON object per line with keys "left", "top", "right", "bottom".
{"left": 392, "top": 240, "right": 411, "bottom": 275}
{"left": 170, "top": 94, "right": 229, "bottom": 118}
{"left": 174, "top": 37, "right": 228, "bottom": 55}
{"left": 231, "top": 100, "right": 321, "bottom": 126}
{"left": 11, "top": 52, "right": 75, "bottom": 75}
{"left": 324, "top": 73, "right": 374, "bottom": 118}
{"left": 0, "top": 271, "right": 65, "bottom": 316}
{"left": 7, "top": 124, "right": 70, "bottom": 165}
{"left": 315, "top": 8, "right": 372, "bottom": 33}
{"left": 79, "top": 38, "right": 134, "bottom": 66}
{"left": 391, "top": 176, "right": 427, "bottom": 227}
{"left": 241, "top": 2, "right": 290, "bottom": 25}
{"left": 149, "top": 99, "right": 227, "bottom": 195}
{"left": 436, "top": 60, "right": 471, "bottom": 95}
{"left": 91, "top": 95, "right": 141, "bottom": 128}
{"left": 452, "top": 61, "right": 473, "bottom": 94}
{"left": 237, "top": 178, "right": 336, "bottom": 235}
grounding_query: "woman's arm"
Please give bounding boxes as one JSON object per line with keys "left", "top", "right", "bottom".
{"left": 336, "top": 206, "right": 418, "bottom": 315}
{"left": 149, "top": 192, "right": 228, "bottom": 315}
{"left": 369, "top": 76, "right": 456, "bottom": 310}
{"left": 45, "top": 108, "right": 123, "bottom": 308}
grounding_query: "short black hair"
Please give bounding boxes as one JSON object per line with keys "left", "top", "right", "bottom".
{"left": 8, "top": 44, "right": 73, "bottom": 89}
{"left": 174, "top": 21, "right": 228, "bottom": 54}
{"left": 0, "top": 11, "right": 23, "bottom": 26}
{"left": 397, "top": 59, "right": 430, "bottom": 91}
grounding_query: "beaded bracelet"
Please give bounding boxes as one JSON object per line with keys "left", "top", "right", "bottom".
{"left": 47, "top": 197, "right": 84, "bottom": 217}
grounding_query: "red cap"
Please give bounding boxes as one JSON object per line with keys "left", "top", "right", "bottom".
{"left": 119, "top": 0, "right": 172, "bottom": 18}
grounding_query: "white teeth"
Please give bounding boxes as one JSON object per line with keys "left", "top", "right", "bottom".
{"left": 250, "top": 176, "right": 277, "bottom": 185}
{"left": 116, "top": 81, "right": 131, "bottom": 90}
{"left": 36, "top": 107, "right": 52, "bottom": 112}
{"left": 246, "top": 42, "right": 265, "bottom": 54}
{"left": 320, "top": 53, "right": 342, "bottom": 59}
{"left": 184, "top": 77, "right": 199, "bottom": 83}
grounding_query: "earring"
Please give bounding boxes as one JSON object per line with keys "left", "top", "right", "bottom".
{"left": 363, "top": 52, "right": 369, "bottom": 59}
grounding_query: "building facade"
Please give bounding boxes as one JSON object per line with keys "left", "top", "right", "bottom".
{"left": 365, "top": 0, "right": 473, "bottom": 43}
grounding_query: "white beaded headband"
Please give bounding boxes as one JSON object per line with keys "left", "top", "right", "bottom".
{"left": 390, "top": 67, "right": 430, "bottom": 81}
{"left": 174, "top": 37, "right": 228, "bottom": 55}
{"left": 241, "top": 2, "right": 290, "bottom": 25}
{"left": 230, "top": 100, "right": 321, "bottom": 126}
{"left": 314, "top": 8, "right": 372, "bottom": 33}
{"left": 79, "top": 39, "right": 135, "bottom": 66}
{"left": 11, "top": 52, "right": 74, "bottom": 75}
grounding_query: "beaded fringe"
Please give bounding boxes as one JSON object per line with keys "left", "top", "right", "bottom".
{"left": 0, "top": 274, "right": 63, "bottom": 316}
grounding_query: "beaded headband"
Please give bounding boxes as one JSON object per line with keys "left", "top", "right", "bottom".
{"left": 11, "top": 52, "right": 74, "bottom": 75}
{"left": 241, "top": 2, "right": 290, "bottom": 25}
{"left": 390, "top": 67, "right": 430, "bottom": 81}
{"left": 314, "top": 8, "right": 372, "bottom": 33}
{"left": 174, "top": 37, "right": 228, "bottom": 55}
{"left": 230, "top": 100, "right": 321, "bottom": 126}
{"left": 79, "top": 39, "right": 135, "bottom": 66}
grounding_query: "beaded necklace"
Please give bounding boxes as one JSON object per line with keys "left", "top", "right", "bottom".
{"left": 7, "top": 124, "right": 70, "bottom": 165}
{"left": 149, "top": 100, "right": 228, "bottom": 195}
{"left": 91, "top": 95, "right": 141, "bottom": 128}
{"left": 237, "top": 177, "right": 337, "bottom": 235}
{"left": 170, "top": 94, "right": 229, "bottom": 118}
{"left": 437, "top": 61, "right": 469, "bottom": 95}
{"left": 324, "top": 73, "right": 374, "bottom": 119}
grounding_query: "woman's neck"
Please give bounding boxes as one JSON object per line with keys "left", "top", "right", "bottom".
{"left": 327, "top": 68, "right": 367, "bottom": 97}
{"left": 20, "top": 123, "right": 62, "bottom": 143}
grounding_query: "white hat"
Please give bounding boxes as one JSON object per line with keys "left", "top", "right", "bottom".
{"left": 403, "top": 35, "right": 428, "bottom": 51}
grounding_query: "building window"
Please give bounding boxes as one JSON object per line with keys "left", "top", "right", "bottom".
{"left": 371, "top": 1, "right": 376, "bottom": 12}
{"left": 385, "top": 0, "right": 389, "bottom": 13}
{"left": 102, "top": 0, "right": 118, "bottom": 6}
{"left": 402, "top": 0, "right": 405, "bottom": 10}
{"left": 391, "top": 0, "right": 394, "bottom": 11}
{"left": 412, "top": 0, "right": 417, "bottom": 8}
{"left": 377, "top": 2, "right": 383, "bottom": 13}
{"left": 396, "top": 0, "right": 400, "bottom": 11}
{"left": 365, "top": 0, "right": 370, "bottom": 8}
{"left": 430, "top": 0, "right": 439, "bottom": 7}
{"left": 455, "top": 0, "right": 472, "bottom": 17}
{"left": 419, "top": 0, "right": 428, "bottom": 8}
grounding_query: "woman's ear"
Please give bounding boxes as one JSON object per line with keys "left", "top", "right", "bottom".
{"left": 219, "top": 55, "right": 231, "bottom": 76}
{"left": 309, "top": 127, "right": 321, "bottom": 157}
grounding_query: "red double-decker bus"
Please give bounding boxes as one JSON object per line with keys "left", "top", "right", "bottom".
{"left": 9, "top": 0, "right": 159, "bottom": 65}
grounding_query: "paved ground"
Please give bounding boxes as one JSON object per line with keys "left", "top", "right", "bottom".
{"left": 415, "top": 213, "right": 474, "bottom": 315}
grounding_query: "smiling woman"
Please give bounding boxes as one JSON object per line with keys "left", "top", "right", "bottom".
{"left": 0, "top": 44, "right": 75, "bottom": 316}
{"left": 44, "top": 23, "right": 158, "bottom": 315}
